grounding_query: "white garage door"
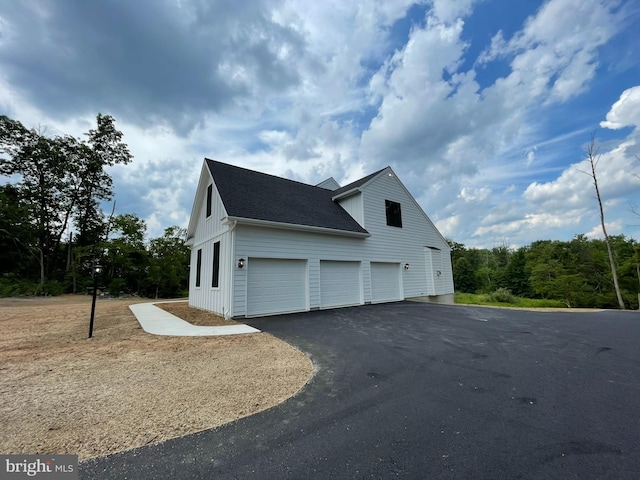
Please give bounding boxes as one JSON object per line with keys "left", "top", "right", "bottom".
{"left": 247, "top": 258, "right": 307, "bottom": 316}
{"left": 370, "top": 262, "right": 402, "bottom": 303}
{"left": 320, "top": 261, "right": 362, "bottom": 308}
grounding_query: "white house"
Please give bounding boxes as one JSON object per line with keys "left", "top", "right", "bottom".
{"left": 186, "top": 159, "right": 454, "bottom": 318}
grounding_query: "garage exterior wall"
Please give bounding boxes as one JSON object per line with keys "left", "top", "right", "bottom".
{"left": 188, "top": 174, "right": 235, "bottom": 318}
{"left": 232, "top": 225, "right": 368, "bottom": 317}
{"left": 358, "top": 172, "right": 454, "bottom": 299}
{"left": 230, "top": 168, "right": 454, "bottom": 316}
{"left": 187, "top": 163, "right": 454, "bottom": 318}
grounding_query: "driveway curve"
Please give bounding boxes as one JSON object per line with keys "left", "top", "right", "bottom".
{"left": 81, "top": 302, "right": 640, "bottom": 479}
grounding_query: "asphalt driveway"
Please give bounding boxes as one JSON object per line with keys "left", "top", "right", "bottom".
{"left": 81, "top": 302, "right": 640, "bottom": 479}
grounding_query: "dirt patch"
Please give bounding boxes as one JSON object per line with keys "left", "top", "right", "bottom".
{"left": 0, "top": 295, "right": 313, "bottom": 461}
{"left": 155, "top": 301, "right": 241, "bottom": 326}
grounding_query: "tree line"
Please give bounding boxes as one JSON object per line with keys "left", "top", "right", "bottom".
{"left": 449, "top": 235, "right": 640, "bottom": 309}
{"left": 0, "top": 114, "right": 189, "bottom": 298}
{"left": 2, "top": 114, "right": 638, "bottom": 307}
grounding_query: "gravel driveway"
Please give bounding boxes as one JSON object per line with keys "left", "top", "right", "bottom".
{"left": 81, "top": 302, "right": 640, "bottom": 479}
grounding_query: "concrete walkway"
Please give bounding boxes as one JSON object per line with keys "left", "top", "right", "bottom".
{"left": 129, "top": 302, "right": 260, "bottom": 336}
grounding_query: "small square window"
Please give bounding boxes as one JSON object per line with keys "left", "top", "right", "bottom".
{"left": 385, "top": 200, "right": 402, "bottom": 228}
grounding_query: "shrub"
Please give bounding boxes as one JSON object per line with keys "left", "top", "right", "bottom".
{"left": 0, "top": 275, "right": 41, "bottom": 296}
{"left": 42, "top": 280, "right": 65, "bottom": 296}
{"left": 489, "top": 287, "right": 514, "bottom": 303}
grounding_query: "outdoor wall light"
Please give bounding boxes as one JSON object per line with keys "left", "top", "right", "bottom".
{"left": 238, "top": 258, "right": 245, "bottom": 269}
{"left": 404, "top": 263, "right": 410, "bottom": 270}
{"left": 436, "top": 270, "right": 442, "bottom": 276}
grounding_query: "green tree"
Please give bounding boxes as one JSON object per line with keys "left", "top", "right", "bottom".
{"left": 104, "top": 214, "right": 149, "bottom": 294}
{"left": 0, "top": 114, "right": 132, "bottom": 291}
{"left": 75, "top": 114, "right": 132, "bottom": 248}
{"left": 147, "top": 226, "right": 190, "bottom": 298}
{"left": 453, "top": 257, "right": 477, "bottom": 292}
{"left": 503, "top": 248, "right": 531, "bottom": 297}
{"left": 0, "top": 184, "right": 38, "bottom": 277}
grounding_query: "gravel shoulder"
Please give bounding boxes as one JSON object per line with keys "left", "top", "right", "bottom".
{"left": 0, "top": 295, "right": 313, "bottom": 461}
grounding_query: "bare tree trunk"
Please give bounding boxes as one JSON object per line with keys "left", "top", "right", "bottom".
{"left": 585, "top": 134, "right": 625, "bottom": 309}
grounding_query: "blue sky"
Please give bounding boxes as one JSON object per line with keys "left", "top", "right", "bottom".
{"left": 1, "top": 0, "right": 639, "bottom": 248}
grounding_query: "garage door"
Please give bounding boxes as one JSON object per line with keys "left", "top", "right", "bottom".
{"left": 320, "top": 261, "right": 362, "bottom": 308}
{"left": 247, "top": 258, "right": 307, "bottom": 316}
{"left": 370, "top": 262, "right": 402, "bottom": 303}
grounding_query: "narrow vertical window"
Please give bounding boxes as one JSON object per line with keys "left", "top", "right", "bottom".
{"left": 206, "top": 184, "right": 213, "bottom": 218}
{"left": 195, "top": 248, "right": 202, "bottom": 287}
{"left": 212, "top": 241, "right": 220, "bottom": 288}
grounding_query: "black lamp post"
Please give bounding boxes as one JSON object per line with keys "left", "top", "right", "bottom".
{"left": 88, "top": 263, "right": 102, "bottom": 339}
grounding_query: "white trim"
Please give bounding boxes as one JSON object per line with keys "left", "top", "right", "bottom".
{"left": 225, "top": 216, "right": 370, "bottom": 238}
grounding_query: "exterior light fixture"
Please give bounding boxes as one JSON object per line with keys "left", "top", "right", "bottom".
{"left": 238, "top": 258, "right": 245, "bottom": 269}
{"left": 88, "top": 262, "right": 102, "bottom": 339}
{"left": 436, "top": 270, "right": 442, "bottom": 276}
{"left": 404, "top": 263, "right": 410, "bottom": 270}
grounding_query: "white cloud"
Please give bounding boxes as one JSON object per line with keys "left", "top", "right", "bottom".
{"left": 474, "top": 212, "right": 583, "bottom": 238}
{"left": 585, "top": 220, "right": 624, "bottom": 239}
{"left": 1, "top": 0, "right": 637, "bottom": 247}
{"left": 430, "top": 0, "right": 480, "bottom": 23}
{"left": 458, "top": 186, "right": 491, "bottom": 202}
{"left": 600, "top": 85, "right": 640, "bottom": 130}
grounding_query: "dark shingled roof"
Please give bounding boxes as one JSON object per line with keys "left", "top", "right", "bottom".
{"left": 332, "top": 167, "right": 387, "bottom": 197}
{"left": 206, "top": 159, "right": 369, "bottom": 235}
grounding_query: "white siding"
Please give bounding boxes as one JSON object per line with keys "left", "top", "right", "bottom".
{"left": 192, "top": 180, "right": 228, "bottom": 246}
{"left": 337, "top": 193, "right": 364, "bottom": 227}
{"left": 231, "top": 168, "right": 455, "bottom": 316}
{"left": 188, "top": 232, "right": 233, "bottom": 317}
{"left": 359, "top": 172, "right": 454, "bottom": 299}
{"left": 233, "top": 225, "right": 367, "bottom": 316}
{"left": 188, "top": 175, "right": 234, "bottom": 317}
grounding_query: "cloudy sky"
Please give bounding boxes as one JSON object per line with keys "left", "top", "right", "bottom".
{"left": 1, "top": 0, "right": 639, "bottom": 248}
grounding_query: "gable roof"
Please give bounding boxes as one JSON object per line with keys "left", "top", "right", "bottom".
{"left": 315, "top": 177, "right": 341, "bottom": 190}
{"left": 205, "top": 159, "right": 369, "bottom": 236}
{"left": 332, "top": 167, "right": 387, "bottom": 199}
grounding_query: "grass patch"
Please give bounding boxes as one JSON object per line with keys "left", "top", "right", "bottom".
{"left": 455, "top": 292, "right": 567, "bottom": 309}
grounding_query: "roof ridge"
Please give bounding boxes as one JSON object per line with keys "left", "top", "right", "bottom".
{"left": 205, "top": 158, "right": 321, "bottom": 190}
{"left": 332, "top": 166, "right": 388, "bottom": 196}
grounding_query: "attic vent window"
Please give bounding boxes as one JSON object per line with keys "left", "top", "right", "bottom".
{"left": 385, "top": 200, "right": 402, "bottom": 228}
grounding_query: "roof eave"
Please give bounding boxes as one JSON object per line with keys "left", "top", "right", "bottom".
{"left": 331, "top": 187, "right": 361, "bottom": 201}
{"left": 226, "top": 216, "right": 370, "bottom": 238}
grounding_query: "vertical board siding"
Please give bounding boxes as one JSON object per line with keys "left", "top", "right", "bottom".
{"left": 193, "top": 180, "right": 228, "bottom": 246}
{"left": 188, "top": 232, "right": 232, "bottom": 317}
{"left": 188, "top": 178, "right": 233, "bottom": 317}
